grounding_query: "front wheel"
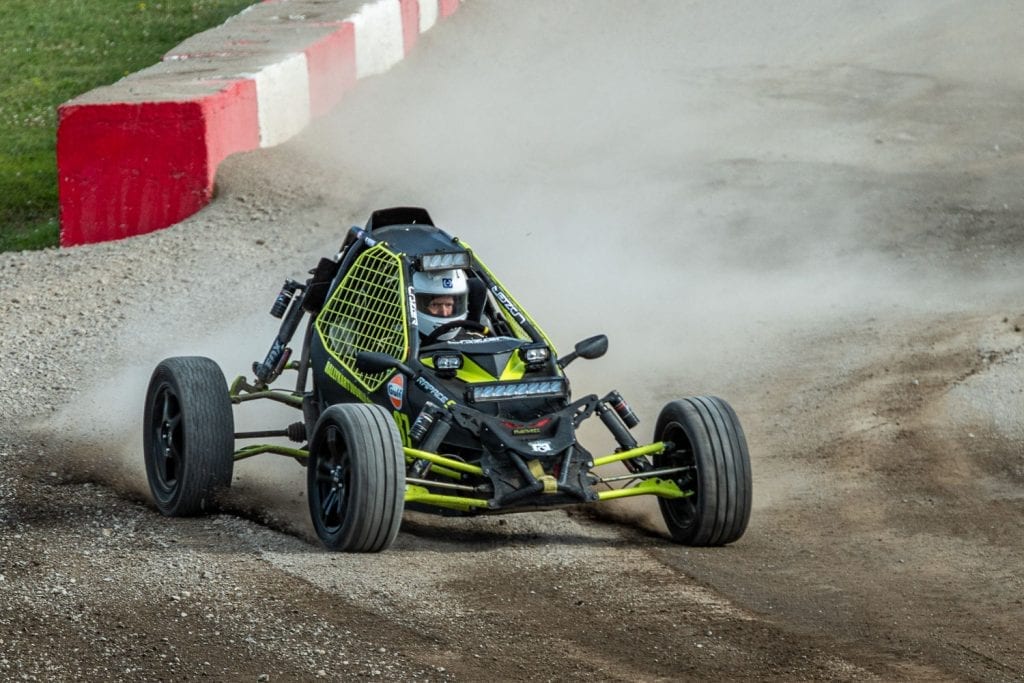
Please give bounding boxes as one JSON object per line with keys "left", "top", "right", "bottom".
{"left": 143, "top": 356, "right": 235, "bottom": 516}
{"left": 653, "top": 397, "right": 751, "bottom": 546}
{"left": 307, "top": 404, "right": 405, "bottom": 552}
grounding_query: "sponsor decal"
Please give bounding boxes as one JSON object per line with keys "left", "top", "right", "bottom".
{"left": 325, "top": 361, "right": 346, "bottom": 385}
{"left": 490, "top": 285, "right": 528, "bottom": 325}
{"left": 529, "top": 440, "right": 553, "bottom": 454}
{"left": 503, "top": 417, "right": 551, "bottom": 428}
{"left": 415, "top": 376, "right": 451, "bottom": 406}
{"left": 442, "top": 277, "right": 454, "bottom": 289}
{"left": 407, "top": 286, "right": 418, "bottom": 328}
{"left": 503, "top": 417, "right": 552, "bottom": 436}
{"left": 387, "top": 374, "right": 405, "bottom": 410}
{"left": 325, "top": 361, "right": 371, "bottom": 403}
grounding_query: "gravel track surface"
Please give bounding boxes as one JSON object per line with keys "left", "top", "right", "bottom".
{"left": 3, "top": 1, "right": 1024, "bottom": 680}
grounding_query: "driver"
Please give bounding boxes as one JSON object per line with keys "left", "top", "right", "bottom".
{"left": 425, "top": 295, "right": 457, "bottom": 318}
{"left": 413, "top": 269, "right": 479, "bottom": 341}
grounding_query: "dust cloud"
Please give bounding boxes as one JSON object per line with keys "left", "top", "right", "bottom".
{"left": 43, "top": 1, "right": 1024, "bottom": 536}
{"left": 35, "top": 305, "right": 312, "bottom": 532}
{"left": 295, "top": 0, "right": 1023, "bottom": 403}
{"left": 288, "top": 0, "right": 1024, "bottom": 532}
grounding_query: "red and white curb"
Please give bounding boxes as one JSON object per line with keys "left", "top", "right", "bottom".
{"left": 56, "top": 0, "right": 459, "bottom": 247}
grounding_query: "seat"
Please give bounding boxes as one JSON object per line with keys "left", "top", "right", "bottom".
{"left": 466, "top": 276, "right": 487, "bottom": 323}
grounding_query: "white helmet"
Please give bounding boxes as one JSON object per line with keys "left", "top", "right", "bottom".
{"left": 413, "top": 269, "right": 469, "bottom": 337}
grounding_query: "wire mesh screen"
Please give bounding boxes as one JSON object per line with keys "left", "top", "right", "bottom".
{"left": 315, "top": 244, "right": 408, "bottom": 392}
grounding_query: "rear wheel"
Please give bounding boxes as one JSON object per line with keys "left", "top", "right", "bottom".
{"left": 307, "top": 404, "right": 405, "bottom": 552}
{"left": 143, "top": 356, "right": 234, "bottom": 516}
{"left": 653, "top": 397, "right": 751, "bottom": 546}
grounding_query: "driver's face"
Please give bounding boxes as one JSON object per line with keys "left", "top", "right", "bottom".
{"left": 426, "top": 295, "right": 455, "bottom": 317}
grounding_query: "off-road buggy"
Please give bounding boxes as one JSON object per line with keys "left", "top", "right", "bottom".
{"left": 143, "top": 207, "right": 752, "bottom": 551}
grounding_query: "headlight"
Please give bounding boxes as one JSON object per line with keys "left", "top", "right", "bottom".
{"left": 467, "top": 379, "right": 567, "bottom": 403}
{"left": 432, "top": 352, "right": 463, "bottom": 379}
{"left": 433, "top": 353, "right": 463, "bottom": 371}
{"left": 518, "top": 344, "right": 550, "bottom": 369}
{"left": 419, "top": 251, "right": 471, "bottom": 271}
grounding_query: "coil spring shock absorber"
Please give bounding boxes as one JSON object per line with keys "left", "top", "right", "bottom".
{"left": 608, "top": 390, "right": 640, "bottom": 429}
{"left": 254, "top": 279, "right": 305, "bottom": 385}
{"left": 409, "top": 403, "right": 452, "bottom": 478}
{"left": 598, "top": 391, "right": 645, "bottom": 473}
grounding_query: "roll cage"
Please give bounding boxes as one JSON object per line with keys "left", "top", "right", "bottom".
{"left": 335, "top": 212, "right": 554, "bottom": 363}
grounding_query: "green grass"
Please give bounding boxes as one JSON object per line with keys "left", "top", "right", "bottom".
{"left": 0, "top": 0, "right": 257, "bottom": 251}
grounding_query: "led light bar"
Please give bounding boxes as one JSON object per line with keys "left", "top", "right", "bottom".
{"left": 467, "top": 379, "right": 567, "bottom": 403}
{"left": 419, "top": 251, "right": 471, "bottom": 272}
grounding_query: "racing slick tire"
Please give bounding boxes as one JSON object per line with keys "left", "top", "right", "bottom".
{"left": 307, "top": 404, "right": 405, "bottom": 552}
{"left": 653, "top": 397, "right": 751, "bottom": 546}
{"left": 143, "top": 356, "right": 235, "bottom": 516}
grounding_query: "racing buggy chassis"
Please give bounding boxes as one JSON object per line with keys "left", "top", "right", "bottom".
{"left": 143, "top": 207, "right": 752, "bottom": 552}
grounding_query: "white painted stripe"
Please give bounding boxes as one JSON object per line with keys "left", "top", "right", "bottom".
{"left": 253, "top": 52, "right": 312, "bottom": 148}
{"left": 351, "top": 0, "right": 405, "bottom": 79}
{"left": 419, "top": 0, "right": 439, "bottom": 33}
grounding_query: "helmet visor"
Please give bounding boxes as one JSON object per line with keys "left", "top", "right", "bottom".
{"left": 416, "top": 292, "right": 467, "bottom": 319}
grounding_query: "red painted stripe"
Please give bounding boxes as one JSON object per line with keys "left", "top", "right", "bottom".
{"left": 202, "top": 79, "right": 260, "bottom": 183}
{"left": 305, "top": 22, "right": 357, "bottom": 119}
{"left": 400, "top": 0, "right": 420, "bottom": 54}
{"left": 439, "top": 0, "right": 459, "bottom": 18}
{"left": 57, "top": 80, "right": 258, "bottom": 246}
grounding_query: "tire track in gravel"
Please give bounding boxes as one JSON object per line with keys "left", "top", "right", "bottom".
{"left": 648, "top": 311, "right": 1024, "bottom": 680}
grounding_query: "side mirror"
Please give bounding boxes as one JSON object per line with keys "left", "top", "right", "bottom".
{"left": 557, "top": 334, "right": 608, "bottom": 368}
{"left": 575, "top": 334, "right": 608, "bottom": 359}
{"left": 354, "top": 352, "right": 415, "bottom": 377}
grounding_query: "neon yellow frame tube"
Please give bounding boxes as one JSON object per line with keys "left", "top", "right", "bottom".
{"left": 229, "top": 375, "right": 304, "bottom": 409}
{"left": 403, "top": 447, "right": 485, "bottom": 476}
{"left": 234, "top": 444, "right": 308, "bottom": 461}
{"left": 405, "top": 484, "right": 489, "bottom": 512}
{"left": 404, "top": 455, "right": 464, "bottom": 480}
{"left": 597, "top": 477, "right": 688, "bottom": 501}
{"left": 231, "top": 391, "right": 303, "bottom": 409}
{"left": 592, "top": 442, "right": 667, "bottom": 467}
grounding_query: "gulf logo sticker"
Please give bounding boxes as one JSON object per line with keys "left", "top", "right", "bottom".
{"left": 387, "top": 374, "right": 405, "bottom": 410}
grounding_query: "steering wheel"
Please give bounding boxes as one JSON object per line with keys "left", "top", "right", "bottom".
{"left": 422, "top": 319, "right": 489, "bottom": 346}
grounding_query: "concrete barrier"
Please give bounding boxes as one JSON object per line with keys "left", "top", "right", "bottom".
{"left": 56, "top": 0, "right": 460, "bottom": 246}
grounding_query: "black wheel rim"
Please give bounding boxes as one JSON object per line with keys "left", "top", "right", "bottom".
{"left": 150, "top": 383, "right": 183, "bottom": 502}
{"left": 660, "top": 421, "right": 699, "bottom": 532}
{"left": 314, "top": 425, "right": 351, "bottom": 533}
